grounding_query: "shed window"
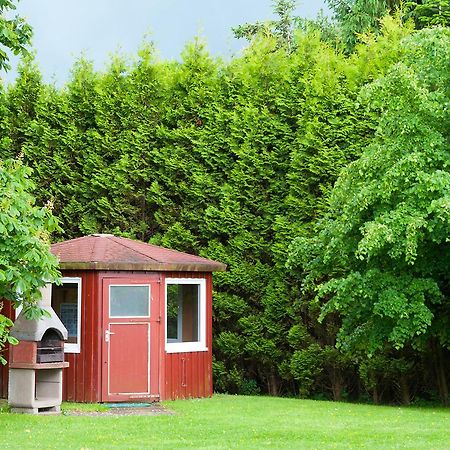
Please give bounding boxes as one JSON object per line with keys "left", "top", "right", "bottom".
{"left": 109, "top": 285, "right": 150, "bottom": 317}
{"left": 51, "top": 277, "right": 82, "bottom": 354}
{"left": 165, "top": 278, "right": 207, "bottom": 353}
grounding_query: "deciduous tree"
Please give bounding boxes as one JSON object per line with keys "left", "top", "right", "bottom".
{"left": 0, "top": 159, "right": 60, "bottom": 363}
{"left": 289, "top": 27, "right": 450, "bottom": 403}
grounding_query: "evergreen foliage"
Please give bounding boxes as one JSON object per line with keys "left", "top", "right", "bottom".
{"left": 327, "top": 0, "right": 393, "bottom": 51}
{"left": 232, "top": 0, "right": 298, "bottom": 51}
{"left": 406, "top": 1, "right": 450, "bottom": 27}
{"left": 326, "top": 0, "right": 450, "bottom": 52}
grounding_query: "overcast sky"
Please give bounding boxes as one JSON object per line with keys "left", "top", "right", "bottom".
{"left": 5, "top": 0, "right": 329, "bottom": 84}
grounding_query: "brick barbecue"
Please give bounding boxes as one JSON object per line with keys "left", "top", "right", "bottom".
{"left": 8, "top": 284, "right": 69, "bottom": 414}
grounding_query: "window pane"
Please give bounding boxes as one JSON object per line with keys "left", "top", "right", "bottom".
{"left": 52, "top": 283, "right": 79, "bottom": 344}
{"left": 167, "top": 285, "right": 180, "bottom": 340}
{"left": 166, "top": 284, "right": 199, "bottom": 343}
{"left": 110, "top": 285, "right": 150, "bottom": 317}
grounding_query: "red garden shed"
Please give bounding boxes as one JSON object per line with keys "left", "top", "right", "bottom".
{"left": 0, "top": 234, "right": 226, "bottom": 402}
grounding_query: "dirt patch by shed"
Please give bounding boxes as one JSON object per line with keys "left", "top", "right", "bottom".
{"left": 65, "top": 403, "right": 174, "bottom": 417}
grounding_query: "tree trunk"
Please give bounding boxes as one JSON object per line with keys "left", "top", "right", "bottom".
{"left": 434, "top": 343, "right": 449, "bottom": 406}
{"left": 330, "top": 369, "right": 343, "bottom": 401}
{"left": 399, "top": 375, "right": 410, "bottom": 405}
{"left": 332, "top": 380, "right": 343, "bottom": 401}
{"left": 373, "top": 385, "right": 380, "bottom": 404}
{"left": 267, "top": 373, "right": 280, "bottom": 396}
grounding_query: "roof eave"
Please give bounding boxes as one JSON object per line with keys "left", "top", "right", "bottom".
{"left": 58, "top": 261, "right": 227, "bottom": 272}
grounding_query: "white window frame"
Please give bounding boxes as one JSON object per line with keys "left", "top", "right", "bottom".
{"left": 57, "top": 277, "right": 82, "bottom": 354}
{"left": 165, "top": 278, "right": 207, "bottom": 354}
{"left": 108, "top": 284, "right": 151, "bottom": 318}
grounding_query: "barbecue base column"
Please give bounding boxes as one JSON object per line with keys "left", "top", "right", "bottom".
{"left": 8, "top": 364, "right": 68, "bottom": 414}
{"left": 8, "top": 369, "right": 36, "bottom": 408}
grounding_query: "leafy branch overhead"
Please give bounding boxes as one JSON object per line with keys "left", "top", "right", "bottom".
{"left": 0, "top": 159, "right": 61, "bottom": 363}
{"left": 0, "top": 0, "right": 32, "bottom": 72}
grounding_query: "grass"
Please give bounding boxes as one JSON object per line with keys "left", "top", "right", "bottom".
{"left": 0, "top": 395, "right": 449, "bottom": 449}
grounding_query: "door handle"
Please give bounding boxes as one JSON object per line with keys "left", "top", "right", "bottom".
{"left": 105, "top": 329, "right": 115, "bottom": 342}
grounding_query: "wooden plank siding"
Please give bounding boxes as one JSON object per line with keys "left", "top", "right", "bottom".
{"left": 160, "top": 271, "right": 213, "bottom": 400}
{"left": 61, "top": 270, "right": 102, "bottom": 402}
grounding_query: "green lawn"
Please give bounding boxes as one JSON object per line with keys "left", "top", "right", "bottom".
{"left": 1, "top": 395, "right": 449, "bottom": 449}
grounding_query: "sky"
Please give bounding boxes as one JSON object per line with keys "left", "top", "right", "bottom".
{"left": 5, "top": 0, "right": 329, "bottom": 84}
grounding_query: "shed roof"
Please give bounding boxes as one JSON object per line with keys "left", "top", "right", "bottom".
{"left": 51, "top": 234, "right": 226, "bottom": 272}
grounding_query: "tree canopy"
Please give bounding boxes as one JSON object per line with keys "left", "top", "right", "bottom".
{"left": 0, "top": 159, "right": 60, "bottom": 363}
{"left": 288, "top": 27, "right": 450, "bottom": 403}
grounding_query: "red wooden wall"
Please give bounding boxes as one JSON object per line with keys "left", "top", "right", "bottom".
{"left": 0, "top": 271, "right": 103, "bottom": 402}
{"left": 61, "top": 270, "right": 103, "bottom": 402}
{"left": 160, "top": 272, "right": 213, "bottom": 400}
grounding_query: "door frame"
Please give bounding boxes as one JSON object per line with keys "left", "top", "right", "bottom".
{"left": 101, "top": 274, "right": 161, "bottom": 402}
